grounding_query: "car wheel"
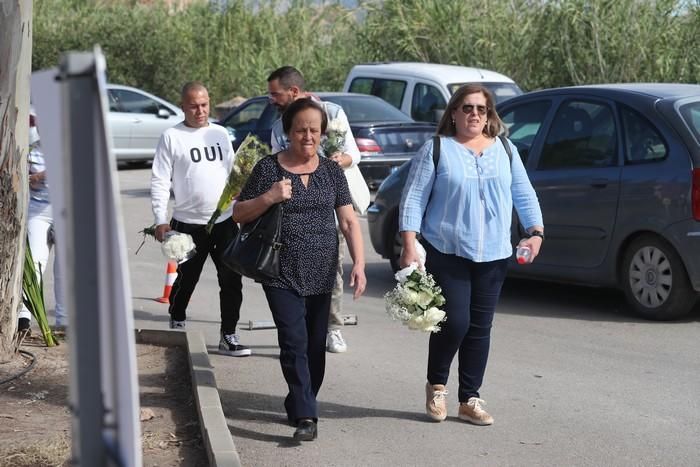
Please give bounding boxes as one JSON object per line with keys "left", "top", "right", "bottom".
{"left": 621, "top": 235, "right": 697, "bottom": 321}
{"left": 388, "top": 214, "right": 402, "bottom": 272}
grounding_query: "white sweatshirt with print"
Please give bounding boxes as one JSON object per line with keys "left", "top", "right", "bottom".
{"left": 151, "top": 122, "right": 235, "bottom": 226}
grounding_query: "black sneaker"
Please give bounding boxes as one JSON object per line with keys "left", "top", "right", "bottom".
{"left": 169, "top": 319, "right": 186, "bottom": 330}
{"left": 219, "top": 333, "right": 251, "bottom": 357}
{"left": 18, "top": 317, "right": 30, "bottom": 333}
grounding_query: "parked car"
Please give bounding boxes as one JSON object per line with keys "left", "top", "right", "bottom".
{"left": 106, "top": 84, "right": 183, "bottom": 162}
{"left": 217, "top": 92, "right": 437, "bottom": 189}
{"left": 367, "top": 83, "right": 700, "bottom": 320}
{"left": 342, "top": 62, "right": 523, "bottom": 124}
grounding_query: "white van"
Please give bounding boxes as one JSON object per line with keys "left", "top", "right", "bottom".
{"left": 342, "top": 62, "right": 523, "bottom": 123}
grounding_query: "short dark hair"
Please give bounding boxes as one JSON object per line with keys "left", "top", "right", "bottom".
{"left": 267, "top": 66, "right": 305, "bottom": 91}
{"left": 282, "top": 97, "right": 327, "bottom": 134}
{"left": 180, "top": 81, "right": 207, "bottom": 100}
{"left": 436, "top": 84, "right": 504, "bottom": 138}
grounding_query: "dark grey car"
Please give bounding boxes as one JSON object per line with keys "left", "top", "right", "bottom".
{"left": 368, "top": 84, "right": 700, "bottom": 320}
{"left": 216, "top": 92, "right": 436, "bottom": 189}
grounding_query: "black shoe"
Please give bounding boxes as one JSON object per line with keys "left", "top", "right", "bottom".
{"left": 18, "top": 318, "right": 30, "bottom": 333}
{"left": 293, "top": 419, "right": 317, "bottom": 441}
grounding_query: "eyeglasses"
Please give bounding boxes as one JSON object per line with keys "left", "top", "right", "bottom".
{"left": 461, "top": 104, "right": 488, "bottom": 116}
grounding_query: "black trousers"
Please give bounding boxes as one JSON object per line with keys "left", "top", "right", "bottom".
{"left": 424, "top": 241, "right": 509, "bottom": 402}
{"left": 263, "top": 285, "right": 331, "bottom": 423}
{"left": 168, "top": 217, "right": 242, "bottom": 335}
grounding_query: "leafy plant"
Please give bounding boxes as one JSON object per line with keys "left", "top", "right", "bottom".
{"left": 22, "top": 240, "right": 57, "bottom": 347}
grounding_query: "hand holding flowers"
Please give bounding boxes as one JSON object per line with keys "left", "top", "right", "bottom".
{"left": 385, "top": 241, "right": 446, "bottom": 333}
{"left": 135, "top": 224, "right": 196, "bottom": 264}
{"left": 322, "top": 119, "right": 346, "bottom": 158}
{"left": 161, "top": 231, "right": 196, "bottom": 264}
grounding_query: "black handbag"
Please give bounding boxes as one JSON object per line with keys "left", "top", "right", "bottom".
{"left": 222, "top": 203, "right": 283, "bottom": 281}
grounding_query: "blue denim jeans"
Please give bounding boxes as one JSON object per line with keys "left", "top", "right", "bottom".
{"left": 424, "top": 241, "right": 509, "bottom": 402}
{"left": 263, "top": 285, "right": 331, "bottom": 423}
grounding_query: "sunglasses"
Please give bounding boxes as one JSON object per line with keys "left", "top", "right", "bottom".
{"left": 461, "top": 104, "right": 488, "bottom": 115}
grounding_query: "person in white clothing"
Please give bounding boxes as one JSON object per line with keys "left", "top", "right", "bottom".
{"left": 267, "top": 66, "right": 361, "bottom": 354}
{"left": 150, "top": 81, "right": 249, "bottom": 357}
{"left": 19, "top": 106, "right": 67, "bottom": 333}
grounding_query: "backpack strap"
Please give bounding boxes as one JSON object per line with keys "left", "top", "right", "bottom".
{"left": 498, "top": 134, "right": 513, "bottom": 168}
{"left": 432, "top": 135, "right": 441, "bottom": 170}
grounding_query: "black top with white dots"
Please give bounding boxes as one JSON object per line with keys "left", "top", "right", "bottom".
{"left": 239, "top": 154, "right": 353, "bottom": 295}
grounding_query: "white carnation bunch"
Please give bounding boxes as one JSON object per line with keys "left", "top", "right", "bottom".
{"left": 161, "top": 231, "right": 196, "bottom": 264}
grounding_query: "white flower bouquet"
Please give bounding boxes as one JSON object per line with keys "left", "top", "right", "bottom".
{"left": 161, "top": 231, "right": 196, "bottom": 264}
{"left": 384, "top": 242, "right": 446, "bottom": 333}
{"left": 322, "top": 119, "right": 346, "bottom": 156}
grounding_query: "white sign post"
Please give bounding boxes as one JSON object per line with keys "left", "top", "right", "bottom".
{"left": 31, "top": 47, "right": 142, "bottom": 467}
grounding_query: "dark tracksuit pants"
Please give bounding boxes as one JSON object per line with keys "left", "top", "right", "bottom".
{"left": 168, "top": 217, "right": 243, "bottom": 335}
{"left": 263, "top": 285, "right": 331, "bottom": 424}
{"left": 424, "top": 241, "right": 509, "bottom": 402}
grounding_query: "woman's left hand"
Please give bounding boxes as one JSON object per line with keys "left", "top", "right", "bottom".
{"left": 348, "top": 263, "right": 366, "bottom": 300}
{"left": 518, "top": 236, "right": 543, "bottom": 261}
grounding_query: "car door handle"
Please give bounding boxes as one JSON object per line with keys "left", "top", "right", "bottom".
{"left": 131, "top": 118, "right": 142, "bottom": 123}
{"left": 590, "top": 178, "right": 608, "bottom": 188}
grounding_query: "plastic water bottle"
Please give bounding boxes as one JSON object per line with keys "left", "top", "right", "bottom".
{"left": 516, "top": 245, "right": 531, "bottom": 264}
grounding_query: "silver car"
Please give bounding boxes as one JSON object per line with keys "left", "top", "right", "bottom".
{"left": 106, "top": 84, "right": 183, "bottom": 162}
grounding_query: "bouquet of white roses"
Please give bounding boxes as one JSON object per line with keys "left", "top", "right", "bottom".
{"left": 161, "top": 231, "right": 196, "bottom": 264}
{"left": 384, "top": 241, "right": 446, "bottom": 333}
{"left": 322, "top": 119, "right": 346, "bottom": 156}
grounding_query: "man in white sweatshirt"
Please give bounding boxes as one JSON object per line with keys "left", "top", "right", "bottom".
{"left": 151, "top": 81, "right": 249, "bottom": 357}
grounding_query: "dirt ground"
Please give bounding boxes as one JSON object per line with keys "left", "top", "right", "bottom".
{"left": 0, "top": 333, "right": 207, "bottom": 466}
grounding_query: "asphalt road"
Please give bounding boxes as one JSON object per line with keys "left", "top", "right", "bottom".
{"left": 114, "top": 165, "right": 700, "bottom": 467}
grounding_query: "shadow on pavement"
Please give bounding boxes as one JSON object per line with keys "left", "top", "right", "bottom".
{"left": 219, "top": 389, "right": 426, "bottom": 446}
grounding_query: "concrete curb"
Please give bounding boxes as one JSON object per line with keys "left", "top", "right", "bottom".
{"left": 135, "top": 329, "right": 241, "bottom": 467}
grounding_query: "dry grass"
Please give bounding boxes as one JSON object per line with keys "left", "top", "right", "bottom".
{"left": 0, "top": 434, "right": 70, "bottom": 467}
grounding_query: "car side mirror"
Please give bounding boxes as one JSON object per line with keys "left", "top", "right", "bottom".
{"left": 157, "top": 108, "right": 170, "bottom": 119}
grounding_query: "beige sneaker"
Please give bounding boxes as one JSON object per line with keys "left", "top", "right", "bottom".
{"left": 425, "top": 383, "right": 448, "bottom": 422}
{"left": 458, "top": 397, "right": 494, "bottom": 425}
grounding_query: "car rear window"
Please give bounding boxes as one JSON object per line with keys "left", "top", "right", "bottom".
{"left": 679, "top": 101, "right": 700, "bottom": 143}
{"left": 323, "top": 96, "right": 412, "bottom": 123}
{"left": 348, "top": 78, "right": 406, "bottom": 110}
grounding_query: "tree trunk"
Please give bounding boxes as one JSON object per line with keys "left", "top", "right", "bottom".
{"left": 0, "top": 0, "right": 32, "bottom": 363}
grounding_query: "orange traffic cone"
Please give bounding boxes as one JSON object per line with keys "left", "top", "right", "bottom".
{"left": 155, "top": 260, "right": 178, "bottom": 304}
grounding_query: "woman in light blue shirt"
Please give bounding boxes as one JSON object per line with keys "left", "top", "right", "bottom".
{"left": 399, "top": 84, "right": 543, "bottom": 426}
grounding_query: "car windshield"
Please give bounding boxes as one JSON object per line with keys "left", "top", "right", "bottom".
{"left": 447, "top": 82, "right": 523, "bottom": 104}
{"left": 679, "top": 100, "right": 700, "bottom": 143}
{"left": 322, "top": 95, "right": 413, "bottom": 123}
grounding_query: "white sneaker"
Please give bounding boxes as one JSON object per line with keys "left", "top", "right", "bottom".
{"left": 169, "top": 319, "right": 186, "bottom": 330}
{"left": 326, "top": 329, "right": 347, "bottom": 353}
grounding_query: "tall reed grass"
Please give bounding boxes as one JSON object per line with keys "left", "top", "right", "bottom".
{"left": 33, "top": 0, "right": 699, "bottom": 105}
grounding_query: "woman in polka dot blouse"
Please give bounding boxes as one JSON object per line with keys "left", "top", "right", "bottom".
{"left": 234, "top": 98, "right": 366, "bottom": 441}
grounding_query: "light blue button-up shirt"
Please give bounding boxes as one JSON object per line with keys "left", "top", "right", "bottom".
{"left": 399, "top": 136, "right": 543, "bottom": 262}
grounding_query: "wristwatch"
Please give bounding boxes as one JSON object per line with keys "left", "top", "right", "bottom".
{"left": 529, "top": 230, "right": 545, "bottom": 240}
